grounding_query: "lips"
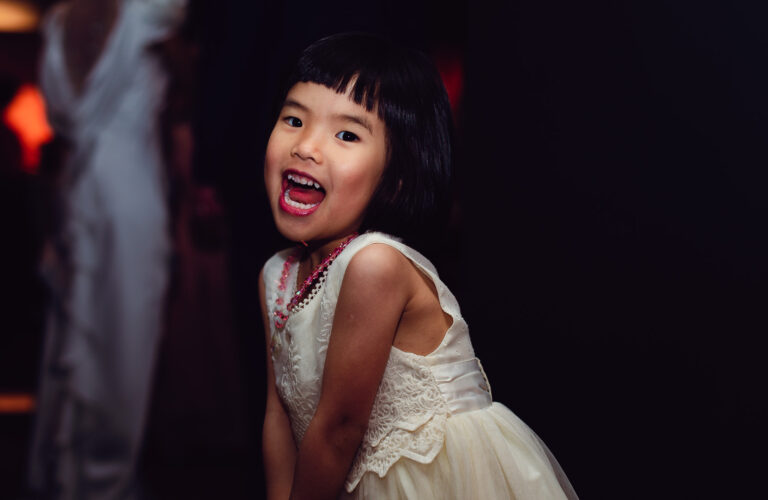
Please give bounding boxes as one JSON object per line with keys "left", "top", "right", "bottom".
{"left": 279, "top": 170, "right": 326, "bottom": 216}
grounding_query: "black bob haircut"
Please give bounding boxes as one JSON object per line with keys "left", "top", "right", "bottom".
{"left": 279, "top": 32, "right": 455, "bottom": 252}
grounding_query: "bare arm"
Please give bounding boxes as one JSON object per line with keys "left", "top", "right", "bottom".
{"left": 259, "top": 267, "right": 298, "bottom": 500}
{"left": 288, "top": 245, "right": 414, "bottom": 500}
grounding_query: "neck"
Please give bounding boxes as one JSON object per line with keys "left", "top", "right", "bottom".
{"left": 303, "top": 233, "right": 358, "bottom": 269}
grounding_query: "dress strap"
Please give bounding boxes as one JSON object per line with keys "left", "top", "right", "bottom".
{"left": 326, "top": 232, "right": 462, "bottom": 325}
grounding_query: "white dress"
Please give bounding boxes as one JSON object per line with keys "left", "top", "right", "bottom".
{"left": 264, "top": 232, "right": 578, "bottom": 499}
{"left": 29, "top": 1, "right": 185, "bottom": 498}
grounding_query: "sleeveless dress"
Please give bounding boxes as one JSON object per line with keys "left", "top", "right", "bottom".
{"left": 28, "top": 1, "right": 185, "bottom": 498}
{"left": 264, "top": 232, "right": 578, "bottom": 499}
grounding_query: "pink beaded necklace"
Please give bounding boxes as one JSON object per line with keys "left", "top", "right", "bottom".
{"left": 272, "top": 233, "right": 358, "bottom": 330}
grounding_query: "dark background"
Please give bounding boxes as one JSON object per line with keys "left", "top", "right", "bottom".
{"left": 460, "top": 1, "right": 766, "bottom": 497}
{"left": 2, "top": 0, "right": 766, "bottom": 498}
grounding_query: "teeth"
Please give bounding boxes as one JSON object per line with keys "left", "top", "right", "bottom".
{"left": 286, "top": 173, "right": 320, "bottom": 189}
{"left": 284, "top": 189, "right": 320, "bottom": 210}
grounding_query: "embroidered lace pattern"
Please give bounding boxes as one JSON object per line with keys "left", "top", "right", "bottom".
{"left": 275, "top": 284, "right": 338, "bottom": 443}
{"left": 345, "top": 348, "right": 449, "bottom": 492}
{"left": 276, "top": 329, "right": 314, "bottom": 442}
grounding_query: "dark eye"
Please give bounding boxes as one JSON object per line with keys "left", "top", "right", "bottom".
{"left": 285, "top": 116, "right": 302, "bottom": 127}
{"left": 335, "top": 131, "right": 359, "bottom": 142}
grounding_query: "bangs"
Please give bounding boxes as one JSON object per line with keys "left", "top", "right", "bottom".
{"left": 286, "top": 33, "right": 393, "bottom": 115}
{"left": 309, "top": 72, "right": 380, "bottom": 115}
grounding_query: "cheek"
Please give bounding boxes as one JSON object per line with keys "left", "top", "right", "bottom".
{"left": 342, "top": 161, "right": 381, "bottom": 197}
{"left": 362, "top": 153, "right": 388, "bottom": 197}
{"left": 341, "top": 162, "right": 386, "bottom": 213}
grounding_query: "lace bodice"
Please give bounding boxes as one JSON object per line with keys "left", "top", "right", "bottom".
{"left": 264, "top": 232, "right": 492, "bottom": 492}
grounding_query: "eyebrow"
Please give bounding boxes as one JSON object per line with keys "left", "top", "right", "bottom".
{"left": 282, "top": 98, "right": 309, "bottom": 112}
{"left": 333, "top": 113, "right": 374, "bottom": 135}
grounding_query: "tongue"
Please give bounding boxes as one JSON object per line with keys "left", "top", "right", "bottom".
{"left": 288, "top": 186, "right": 325, "bottom": 205}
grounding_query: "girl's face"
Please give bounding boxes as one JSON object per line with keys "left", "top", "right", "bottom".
{"left": 265, "top": 82, "right": 388, "bottom": 247}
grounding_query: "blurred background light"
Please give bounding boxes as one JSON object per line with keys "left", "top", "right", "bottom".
{"left": 0, "top": 0, "right": 40, "bottom": 33}
{"left": 0, "top": 393, "right": 35, "bottom": 413}
{"left": 3, "top": 83, "right": 52, "bottom": 172}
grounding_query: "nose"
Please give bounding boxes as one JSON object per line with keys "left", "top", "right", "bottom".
{"left": 291, "top": 128, "right": 323, "bottom": 164}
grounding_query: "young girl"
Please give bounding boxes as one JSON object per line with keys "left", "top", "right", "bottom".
{"left": 259, "top": 33, "right": 577, "bottom": 500}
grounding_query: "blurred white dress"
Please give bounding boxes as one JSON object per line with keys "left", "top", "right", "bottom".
{"left": 29, "top": 1, "right": 185, "bottom": 498}
{"left": 264, "top": 232, "right": 578, "bottom": 499}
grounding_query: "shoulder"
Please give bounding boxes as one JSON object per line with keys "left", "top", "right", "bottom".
{"left": 340, "top": 243, "right": 415, "bottom": 306}
{"left": 337, "top": 232, "right": 440, "bottom": 285}
{"left": 325, "top": 232, "right": 429, "bottom": 300}
{"left": 346, "top": 243, "right": 408, "bottom": 279}
{"left": 344, "top": 243, "right": 415, "bottom": 287}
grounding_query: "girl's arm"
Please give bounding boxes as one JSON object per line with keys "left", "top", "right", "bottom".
{"left": 259, "top": 268, "right": 298, "bottom": 500}
{"left": 288, "top": 244, "right": 414, "bottom": 500}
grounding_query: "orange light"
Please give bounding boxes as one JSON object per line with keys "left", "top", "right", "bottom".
{"left": 0, "top": 0, "right": 39, "bottom": 32}
{"left": 0, "top": 393, "right": 35, "bottom": 413}
{"left": 3, "top": 84, "right": 53, "bottom": 173}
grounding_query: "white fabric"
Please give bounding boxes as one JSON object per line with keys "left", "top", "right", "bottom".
{"left": 264, "top": 232, "right": 578, "bottom": 499}
{"left": 29, "top": 1, "right": 185, "bottom": 498}
{"left": 342, "top": 403, "right": 576, "bottom": 500}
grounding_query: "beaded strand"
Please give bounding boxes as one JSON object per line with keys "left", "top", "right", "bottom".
{"left": 273, "top": 233, "right": 358, "bottom": 330}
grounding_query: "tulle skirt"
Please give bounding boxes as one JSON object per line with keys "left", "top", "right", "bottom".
{"left": 342, "top": 403, "right": 577, "bottom": 500}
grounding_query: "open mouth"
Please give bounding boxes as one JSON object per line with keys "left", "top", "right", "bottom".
{"left": 280, "top": 170, "right": 326, "bottom": 215}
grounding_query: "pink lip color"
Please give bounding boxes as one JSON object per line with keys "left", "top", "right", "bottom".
{"left": 279, "top": 170, "right": 323, "bottom": 217}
